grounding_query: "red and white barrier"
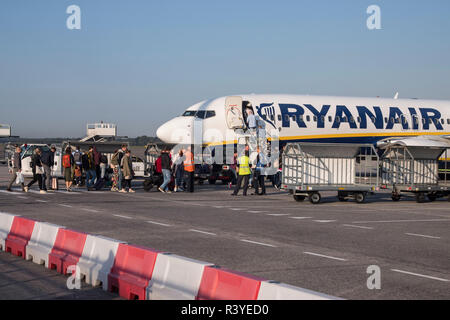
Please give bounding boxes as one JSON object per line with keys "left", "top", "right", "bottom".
{"left": 26, "top": 222, "right": 65, "bottom": 267}
{"left": 146, "top": 253, "right": 214, "bottom": 300}
{"left": 5, "top": 217, "right": 36, "bottom": 258}
{"left": 0, "top": 212, "right": 17, "bottom": 251}
{"left": 196, "top": 266, "right": 265, "bottom": 300}
{"left": 108, "top": 244, "right": 160, "bottom": 300}
{"left": 257, "top": 281, "right": 339, "bottom": 300}
{"left": 0, "top": 212, "right": 340, "bottom": 300}
{"left": 77, "top": 235, "right": 125, "bottom": 291}
{"left": 48, "top": 228, "right": 88, "bottom": 275}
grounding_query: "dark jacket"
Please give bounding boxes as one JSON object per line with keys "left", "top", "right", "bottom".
{"left": 81, "top": 152, "right": 96, "bottom": 171}
{"left": 30, "top": 153, "right": 42, "bottom": 173}
{"left": 40, "top": 151, "right": 54, "bottom": 167}
{"left": 161, "top": 153, "right": 171, "bottom": 170}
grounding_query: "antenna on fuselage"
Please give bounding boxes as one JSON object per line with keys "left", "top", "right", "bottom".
{"left": 394, "top": 92, "right": 399, "bottom": 99}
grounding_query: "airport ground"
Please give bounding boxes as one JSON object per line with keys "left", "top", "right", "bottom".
{"left": 0, "top": 165, "right": 449, "bottom": 300}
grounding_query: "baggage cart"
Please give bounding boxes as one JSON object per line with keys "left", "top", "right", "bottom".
{"left": 281, "top": 143, "right": 380, "bottom": 204}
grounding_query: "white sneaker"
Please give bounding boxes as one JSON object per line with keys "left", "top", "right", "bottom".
{"left": 40, "top": 190, "right": 47, "bottom": 194}
{"left": 119, "top": 189, "right": 127, "bottom": 193}
{"left": 129, "top": 189, "right": 135, "bottom": 193}
{"left": 24, "top": 186, "right": 29, "bottom": 193}
{"left": 158, "top": 187, "right": 165, "bottom": 193}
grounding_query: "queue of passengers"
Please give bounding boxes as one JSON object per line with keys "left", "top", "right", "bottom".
{"left": 6, "top": 144, "right": 135, "bottom": 193}
{"left": 7, "top": 143, "right": 283, "bottom": 195}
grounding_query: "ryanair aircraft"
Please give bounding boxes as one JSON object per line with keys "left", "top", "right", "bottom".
{"left": 156, "top": 94, "right": 450, "bottom": 147}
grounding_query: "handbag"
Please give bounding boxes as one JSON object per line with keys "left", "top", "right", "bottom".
{"left": 35, "top": 166, "right": 44, "bottom": 175}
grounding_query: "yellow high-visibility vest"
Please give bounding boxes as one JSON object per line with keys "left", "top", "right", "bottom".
{"left": 238, "top": 156, "right": 251, "bottom": 175}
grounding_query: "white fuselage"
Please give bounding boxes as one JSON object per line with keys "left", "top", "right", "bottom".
{"left": 156, "top": 94, "right": 450, "bottom": 146}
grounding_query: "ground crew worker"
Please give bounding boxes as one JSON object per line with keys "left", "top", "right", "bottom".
{"left": 231, "top": 150, "right": 251, "bottom": 196}
{"left": 184, "top": 146, "right": 195, "bottom": 193}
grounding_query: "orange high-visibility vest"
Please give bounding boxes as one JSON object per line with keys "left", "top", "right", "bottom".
{"left": 184, "top": 151, "right": 195, "bottom": 172}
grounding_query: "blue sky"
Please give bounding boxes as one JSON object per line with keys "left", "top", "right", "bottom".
{"left": 1, "top": 0, "right": 449, "bottom": 138}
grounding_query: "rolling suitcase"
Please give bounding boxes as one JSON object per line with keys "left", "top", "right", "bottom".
{"left": 52, "top": 177, "right": 59, "bottom": 190}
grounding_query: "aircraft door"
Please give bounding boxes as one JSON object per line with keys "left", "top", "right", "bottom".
{"left": 225, "top": 96, "right": 245, "bottom": 130}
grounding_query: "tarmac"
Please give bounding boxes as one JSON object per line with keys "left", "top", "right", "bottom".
{"left": 0, "top": 165, "right": 449, "bottom": 300}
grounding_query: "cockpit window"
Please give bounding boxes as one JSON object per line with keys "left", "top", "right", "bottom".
{"left": 182, "top": 111, "right": 197, "bottom": 117}
{"left": 183, "top": 110, "right": 216, "bottom": 119}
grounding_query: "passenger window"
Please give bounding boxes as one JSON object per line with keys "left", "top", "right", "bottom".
{"left": 328, "top": 116, "right": 332, "bottom": 122}
{"left": 306, "top": 115, "right": 310, "bottom": 122}
{"left": 313, "top": 116, "right": 317, "bottom": 122}
{"left": 285, "top": 115, "right": 289, "bottom": 122}
{"left": 390, "top": 117, "right": 394, "bottom": 124}
{"left": 447, "top": 119, "right": 450, "bottom": 125}
{"left": 441, "top": 119, "right": 444, "bottom": 125}
{"left": 320, "top": 115, "right": 325, "bottom": 123}
{"left": 335, "top": 116, "right": 340, "bottom": 123}
{"left": 371, "top": 117, "right": 376, "bottom": 123}
{"left": 350, "top": 117, "right": 355, "bottom": 123}
{"left": 292, "top": 115, "right": 297, "bottom": 122}
{"left": 270, "top": 114, "right": 275, "bottom": 121}
{"left": 384, "top": 117, "right": 388, "bottom": 123}
{"left": 357, "top": 117, "right": 361, "bottom": 123}
{"left": 278, "top": 115, "right": 282, "bottom": 121}
{"left": 342, "top": 116, "right": 347, "bottom": 122}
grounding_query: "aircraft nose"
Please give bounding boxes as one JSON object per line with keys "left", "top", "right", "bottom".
{"left": 156, "top": 118, "right": 193, "bottom": 144}
{"left": 156, "top": 122, "right": 171, "bottom": 143}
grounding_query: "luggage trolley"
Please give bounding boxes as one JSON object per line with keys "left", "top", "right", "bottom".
{"left": 380, "top": 143, "right": 450, "bottom": 203}
{"left": 281, "top": 143, "right": 380, "bottom": 204}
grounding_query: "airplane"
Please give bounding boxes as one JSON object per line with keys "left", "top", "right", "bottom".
{"left": 156, "top": 94, "right": 450, "bottom": 150}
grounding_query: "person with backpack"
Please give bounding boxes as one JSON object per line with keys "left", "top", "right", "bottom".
{"left": 62, "top": 147, "right": 74, "bottom": 192}
{"left": 110, "top": 144, "right": 127, "bottom": 192}
{"left": 73, "top": 146, "right": 83, "bottom": 176}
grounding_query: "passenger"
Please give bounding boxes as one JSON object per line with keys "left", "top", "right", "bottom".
{"left": 100, "top": 153, "right": 108, "bottom": 179}
{"left": 110, "top": 149, "right": 120, "bottom": 192}
{"left": 24, "top": 148, "right": 46, "bottom": 194}
{"left": 62, "top": 147, "right": 74, "bottom": 192}
{"left": 7, "top": 146, "right": 25, "bottom": 192}
{"left": 231, "top": 150, "right": 251, "bottom": 196}
{"left": 120, "top": 149, "right": 135, "bottom": 193}
{"left": 74, "top": 165, "right": 82, "bottom": 187}
{"left": 159, "top": 149, "right": 172, "bottom": 193}
{"left": 82, "top": 146, "right": 97, "bottom": 191}
{"left": 184, "top": 146, "right": 195, "bottom": 193}
{"left": 73, "top": 146, "right": 83, "bottom": 177}
{"left": 252, "top": 147, "right": 267, "bottom": 195}
{"left": 40, "top": 146, "right": 54, "bottom": 191}
{"left": 116, "top": 144, "right": 128, "bottom": 191}
{"left": 228, "top": 152, "right": 238, "bottom": 189}
{"left": 93, "top": 146, "right": 101, "bottom": 180}
{"left": 246, "top": 108, "right": 257, "bottom": 133}
{"left": 172, "top": 149, "right": 185, "bottom": 192}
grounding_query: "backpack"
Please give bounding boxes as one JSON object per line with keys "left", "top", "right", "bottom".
{"left": 100, "top": 154, "right": 108, "bottom": 164}
{"left": 62, "top": 154, "right": 71, "bottom": 168}
{"left": 73, "top": 151, "right": 81, "bottom": 163}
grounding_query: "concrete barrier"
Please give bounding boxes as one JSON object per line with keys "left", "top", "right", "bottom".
{"left": 5, "top": 217, "right": 36, "bottom": 258}
{"left": 257, "top": 281, "right": 340, "bottom": 300}
{"left": 77, "top": 235, "right": 125, "bottom": 291}
{"left": 26, "top": 222, "right": 64, "bottom": 267}
{"left": 146, "top": 253, "right": 214, "bottom": 300}
{"left": 196, "top": 266, "right": 265, "bottom": 300}
{"left": 108, "top": 244, "right": 160, "bottom": 300}
{"left": 0, "top": 212, "right": 17, "bottom": 251}
{"left": 48, "top": 229, "right": 88, "bottom": 275}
